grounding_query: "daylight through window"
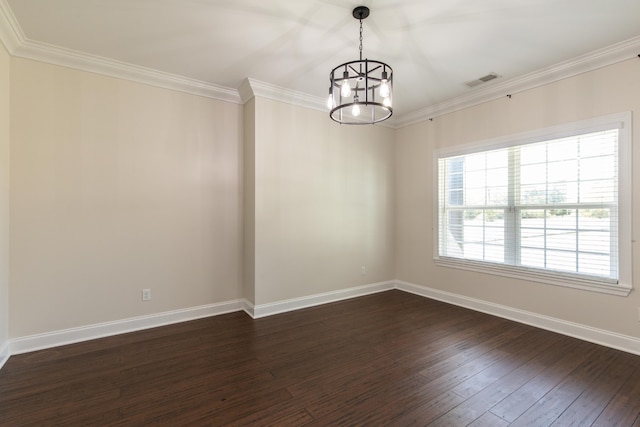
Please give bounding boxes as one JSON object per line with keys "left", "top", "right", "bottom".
{"left": 435, "top": 113, "right": 632, "bottom": 295}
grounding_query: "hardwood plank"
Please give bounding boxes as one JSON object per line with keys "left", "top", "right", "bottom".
{"left": 386, "top": 390, "right": 466, "bottom": 426}
{"left": 449, "top": 327, "right": 561, "bottom": 399}
{"left": 509, "top": 345, "right": 619, "bottom": 426}
{"left": 222, "top": 401, "right": 314, "bottom": 427}
{"left": 592, "top": 356, "right": 640, "bottom": 427}
{"left": 392, "top": 317, "right": 519, "bottom": 371}
{"left": 286, "top": 354, "right": 397, "bottom": 398}
{"left": 488, "top": 337, "right": 599, "bottom": 422}
{"left": 428, "top": 329, "right": 567, "bottom": 426}
{"left": 551, "top": 351, "right": 635, "bottom": 426}
{"left": 1, "top": 290, "right": 640, "bottom": 426}
{"left": 468, "top": 411, "right": 510, "bottom": 427}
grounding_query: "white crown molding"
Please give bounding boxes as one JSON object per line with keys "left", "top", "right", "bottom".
{"left": 240, "top": 77, "right": 326, "bottom": 111}
{"left": 396, "top": 36, "right": 640, "bottom": 128}
{"left": 240, "top": 78, "right": 397, "bottom": 128}
{"left": 3, "top": 0, "right": 638, "bottom": 124}
{"left": 10, "top": 299, "right": 246, "bottom": 355}
{"left": 396, "top": 280, "right": 640, "bottom": 356}
{"left": 14, "top": 40, "right": 242, "bottom": 104}
{"left": 0, "top": 0, "right": 241, "bottom": 104}
{"left": 0, "top": 0, "right": 21, "bottom": 52}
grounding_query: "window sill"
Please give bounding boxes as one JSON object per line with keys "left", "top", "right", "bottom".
{"left": 433, "top": 256, "right": 632, "bottom": 297}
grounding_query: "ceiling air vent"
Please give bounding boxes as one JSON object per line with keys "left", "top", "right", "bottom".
{"left": 465, "top": 72, "right": 500, "bottom": 88}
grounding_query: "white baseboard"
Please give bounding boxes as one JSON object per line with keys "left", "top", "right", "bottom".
{"left": 395, "top": 280, "right": 640, "bottom": 356}
{"left": 242, "top": 299, "right": 256, "bottom": 318}
{"left": 10, "top": 299, "right": 246, "bottom": 355}
{"left": 5, "top": 283, "right": 394, "bottom": 358}
{"left": 0, "top": 339, "right": 9, "bottom": 370}
{"left": 250, "top": 281, "right": 396, "bottom": 319}
{"left": 5, "top": 279, "right": 640, "bottom": 361}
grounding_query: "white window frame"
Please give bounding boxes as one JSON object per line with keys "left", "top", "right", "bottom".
{"left": 433, "top": 112, "right": 632, "bottom": 296}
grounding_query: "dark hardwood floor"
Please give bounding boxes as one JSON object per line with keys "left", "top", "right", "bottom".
{"left": 1, "top": 290, "right": 639, "bottom": 426}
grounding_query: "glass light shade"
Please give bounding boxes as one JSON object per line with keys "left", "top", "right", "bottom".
{"left": 341, "top": 80, "right": 351, "bottom": 97}
{"left": 380, "top": 80, "right": 390, "bottom": 98}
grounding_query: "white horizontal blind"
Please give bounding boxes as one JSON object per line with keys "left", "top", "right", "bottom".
{"left": 438, "top": 127, "right": 620, "bottom": 284}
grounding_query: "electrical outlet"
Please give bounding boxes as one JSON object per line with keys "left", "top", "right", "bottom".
{"left": 142, "top": 289, "right": 151, "bottom": 301}
{"left": 361, "top": 266, "right": 366, "bottom": 275}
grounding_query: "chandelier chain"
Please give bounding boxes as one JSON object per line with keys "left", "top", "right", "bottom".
{"left": 359, "top": 19, "right": 363, "bottom": 60}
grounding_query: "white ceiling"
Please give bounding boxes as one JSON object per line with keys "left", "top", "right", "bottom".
{"left": 5, "top": 0, "right": 640, "bottom": 122}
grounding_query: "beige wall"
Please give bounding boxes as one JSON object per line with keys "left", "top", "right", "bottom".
{"left": 395, "top": 58, "right": 640, "bottom": 337}
{"left": 243, "top": 98, "right": 256, "bottom": 305}
{"left": 5, "top": 41, "right": 638, "bottom": 348}
{"left": 6, "top": 55, "right": 396, "bottom": 337}
{"left": 0, "top": 42, "right": 10, "bottom": 351}
{"left": 9, "top": 58, "right": 244, "bottom": 337}
{"left": 251, "top": 97, "right": 395, "bottom": 305}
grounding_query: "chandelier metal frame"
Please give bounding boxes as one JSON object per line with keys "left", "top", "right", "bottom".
{"left": 328, "top": 6, "right": 393, "bottom": 125}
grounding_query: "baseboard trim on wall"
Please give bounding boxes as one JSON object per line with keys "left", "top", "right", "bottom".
{"left": 250, "top": 281, "right": 396, "bottom": 319}
{"left": 395, "top": 280, "right": 640, "bottom": 356}
{"left": 9, "top": 299, "right": 246, "bottom": 355}
{"left": 6, "top": 280, "right": 640, "bottom": 359}
{"left": 6, "top": 283, "right": 395, "bottom": 357}
{"left": 0, "top": 340, "right": 9, "bottom": 370}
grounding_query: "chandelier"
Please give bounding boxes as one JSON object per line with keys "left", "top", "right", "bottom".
{"left": 328, "top": 6, "right": 393, "bottom": 125}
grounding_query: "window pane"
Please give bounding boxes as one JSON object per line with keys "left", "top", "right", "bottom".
{"left": 520, "top": 209, "right": 545, "bottom": 249}
{"left": 547, "top": 229, "right": 576, "bottom": 251}
{"left": 548, "top": 160, "right": 577, "bottom": 183}
{"left": 520, "top": 184, "right": 547, "bottom": 204}
{"left": 548, "top": 184, "right": 575, "bottom": 205}
{"left": 547, "top": 138, "right": 577, "bottom": 161}
{"left": 578, "top": 230, "right": 610, "bottom": 253}
{"left": 464, "top": 243, "right": 485, "bottom": 260}
{"left": 486, "top": 167, "right": 507, "bottom": 187}
{"left": 442, "top": 209, "right": 505, "bottom": 262}
{"left": 466, "top": 170, "right": 486, "bottom": 189}
{"left": 465, "top": 153, "right": 486, "bottom": 171}
{"left": 579, "top": 253, "right": 611, "bottom": 276}
{"left": 521, "top": 163, "right": 546, "bottom": 185}
{"left": 581, "top": 156, "right": 614, "bottom": 180}
{"left": 521, "top": 247, "right": 545, "bottom": 268}
{"left": 577, "top": 208, "right": 611, "bottom": 257}
{"left": 484, "top": 244, "right": 504, "bottom": 263}
{"left": 487, "top": 186, "right": 508, "bottom": 205}
{"left": 438, "top": 123, "right": 622, "bottom": 284}
{"left": 546, "top": 250, "right": 577, "bottom": 273}
{"left": 486, "top": 150, "right": 508, "bottom": 168}
{"left": 465, "top": 187, "right": 485, "bottom": 205}
{"left": 580, "top": 134, "right": 616, "bottom": 158}
{"left": 520, "top": 145, "right": 546, "bottom": 165}
{"left": 580, "top": 180, "right": 615, "bottom": 203}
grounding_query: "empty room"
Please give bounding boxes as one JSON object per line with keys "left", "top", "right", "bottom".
{"left": 1, "top": 0, "right": 640, "bottom": 425}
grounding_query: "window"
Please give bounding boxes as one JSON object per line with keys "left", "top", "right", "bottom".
{"left": 434, "top": 113, "right": 632, "bottom": 296}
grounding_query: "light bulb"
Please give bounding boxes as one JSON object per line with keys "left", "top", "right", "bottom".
{"left": 341, "top": 80, "right": 351, "bottom": 97}
{"left": 383, "top": 97, "right": 392, "bottom": 108}
{"left": 380, "top": 80, "right": 390, "bottom": 98}
{"left": 352, "top": 102, "right": 360, "bottom": 117}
